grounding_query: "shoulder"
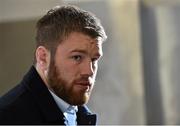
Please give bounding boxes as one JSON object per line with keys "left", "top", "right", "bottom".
{"left": 0, "top": 83, "right": 28, "bottom": 109}
{"left": 0, "top": 81, "right": 38, "bottom": 113}
{"left": 0, "top": 67, "right": 45, "bottom": 124}
{"left": 0, "top": 66, "right": 42, "bottom": 110}
{"left": 0, "top": 84, "right": 42, "bottom": 124}
{"left": 0, "top": 81, "right": 46, "bottom": 124}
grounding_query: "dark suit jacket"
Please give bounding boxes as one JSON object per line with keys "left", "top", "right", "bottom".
{"left": 0, "top": 66, "right": 97, "bottom": 125}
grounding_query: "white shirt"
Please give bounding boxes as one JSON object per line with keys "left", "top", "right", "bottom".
{"left": 49, "top": 90, "right": 78, "bottom": 126}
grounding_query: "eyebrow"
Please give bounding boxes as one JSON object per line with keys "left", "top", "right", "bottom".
{"left": 70, "top": 49, "right": 87, "bottom": 54}
{"left": 70, "top": 49, "right": 102, "bottom": 57}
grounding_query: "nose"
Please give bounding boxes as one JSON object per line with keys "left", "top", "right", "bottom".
{"left": 80, "top": 60, "right": 94, "bottom": 77}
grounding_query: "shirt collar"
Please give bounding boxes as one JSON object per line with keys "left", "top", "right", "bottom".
{"left": 49, "top": 89, "right": 78, "bottom": 113}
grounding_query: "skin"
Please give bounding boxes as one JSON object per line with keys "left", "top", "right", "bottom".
{"left": 35, "top": 32, "right": 103, "bottom": 105}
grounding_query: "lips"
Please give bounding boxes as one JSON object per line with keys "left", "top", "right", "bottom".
{"left": 74, "top": 81, "right": 91, "bottom": 91}
{"left": 76, "top": 81, "right": 91, "bottom": 85}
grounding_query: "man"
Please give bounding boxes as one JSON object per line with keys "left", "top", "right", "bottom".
{"left": 0, "top": 5, "right": 107, "bottom": 125}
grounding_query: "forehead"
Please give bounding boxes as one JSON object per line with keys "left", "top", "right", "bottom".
{"left": 57, "top": 32, "right": 103, "bottom": 55}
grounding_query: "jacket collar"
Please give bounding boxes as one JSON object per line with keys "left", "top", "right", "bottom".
{"left": 22, "top": 66, "right": 64, "bottom": 124}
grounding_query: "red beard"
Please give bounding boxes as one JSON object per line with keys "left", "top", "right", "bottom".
{"left": 47, "top": 61, "right": 92, "bottom": 105}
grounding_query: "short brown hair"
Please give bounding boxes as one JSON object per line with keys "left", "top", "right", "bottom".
{"left": 34, "top": 5, "right": 107, "bottom": 64}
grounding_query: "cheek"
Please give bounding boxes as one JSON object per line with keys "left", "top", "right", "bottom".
{"left": 57, "top": 62, "right": 79, "bottom": 81}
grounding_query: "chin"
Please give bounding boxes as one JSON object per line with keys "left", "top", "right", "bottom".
{"left": 70, "top": 92, "right": 90, "bottom": 105}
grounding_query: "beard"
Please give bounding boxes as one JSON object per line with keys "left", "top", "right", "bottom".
{"left": 47, "top": 60, "right": 94, "bottom": 105}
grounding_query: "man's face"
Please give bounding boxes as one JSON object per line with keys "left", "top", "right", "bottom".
{"left": 48, "top": 32, "right": 103, "bottom": 105}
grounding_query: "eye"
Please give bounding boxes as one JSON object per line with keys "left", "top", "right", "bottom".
{"left": 72, "top": 55, "right": 82, "bottom": 61}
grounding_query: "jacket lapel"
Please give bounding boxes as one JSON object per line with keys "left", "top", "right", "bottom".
{"left": 77, "top": 106, "right": 97, "bottom": 125}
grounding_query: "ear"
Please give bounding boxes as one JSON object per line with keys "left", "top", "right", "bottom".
{"left": 35, "top": 46, "right": 50, "bottom": 71}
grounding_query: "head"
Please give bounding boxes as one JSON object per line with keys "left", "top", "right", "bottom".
{"left": 34, "top": 5, "right": 107, "bottom": 105}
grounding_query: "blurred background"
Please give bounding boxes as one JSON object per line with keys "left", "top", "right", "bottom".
{"left": 1, "top": 0, "right": 180, "bottom": 125}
